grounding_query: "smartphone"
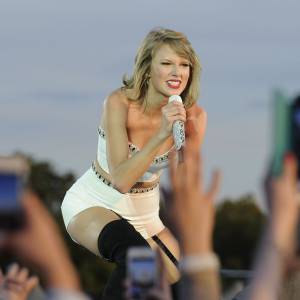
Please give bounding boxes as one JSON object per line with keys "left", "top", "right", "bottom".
{"left": 0, "top": 155, "right": 29, "bottom": 230}
{"left": 290, "top": 95, "right": 300, "bottom": 179}
{"left": 127, "top": 247, "right": 159, "bottom": 300}
{"left": 270, "top": 90, "right": 291, "bottom": 177}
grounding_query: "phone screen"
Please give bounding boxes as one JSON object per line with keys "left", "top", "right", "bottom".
{"left": 291, "top": 99, "right": 300, "bottom": 178}
{"left": 0, "top": 173, "right": 22, "bottom": 210}
{"left": 271, "top": 92, "right": 291, "bottom": 177}
{"left": 130, "top": 257, "right": 156, "bottom": 286}
{"left": 0, "top": 172, "right": 24, "bottom": 230}
{"left": 128, "top": 256, "right": 157, "bottom": 299}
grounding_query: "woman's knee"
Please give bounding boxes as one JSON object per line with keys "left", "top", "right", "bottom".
{"left": 98, "top": 219, "right": 150, "bottom": 264}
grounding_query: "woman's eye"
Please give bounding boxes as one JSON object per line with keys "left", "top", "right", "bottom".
{"left": 161, "top": 62, "right": 171, "bottom": 65}
{"left": 182, "top": 63, "right": 190, "bottom": 67}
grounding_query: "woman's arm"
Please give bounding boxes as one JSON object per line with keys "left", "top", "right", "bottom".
{"left": 103, "top": 90, "right": 186, "bottom": 193}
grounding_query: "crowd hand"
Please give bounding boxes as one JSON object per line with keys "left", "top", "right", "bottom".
{"left": 159, "top": 101, "right": 186, "bottom": 139}
{"left": 0, "top": 264, "right": 38, "bottom": 300}
{"left": 169, "top": 138, "right": 221, "bottom": 255}
{"left": 0, "top": 191, "right": 81, "bottom": 291}
{"left": 264, "top": 153, "right": 299, "bottom": 258}
{"left": 244, "top": 153, "right": 299, "bottom": 300}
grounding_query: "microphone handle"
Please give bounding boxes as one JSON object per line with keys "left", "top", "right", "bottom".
{"left": 173, "top": 120, "right": 185, "bottom": 151}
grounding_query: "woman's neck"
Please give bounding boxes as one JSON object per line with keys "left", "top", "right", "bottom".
{"left": 144, "top": 87, "right": 168, "bottom": 115}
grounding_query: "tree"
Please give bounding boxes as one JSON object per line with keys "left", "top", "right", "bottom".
{"left": 213, "top": 194, "right": 266, "bottom": 270}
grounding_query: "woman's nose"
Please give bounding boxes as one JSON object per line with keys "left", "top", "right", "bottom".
{"left": 171, "top": 65, "right": 179, "bottom": 76}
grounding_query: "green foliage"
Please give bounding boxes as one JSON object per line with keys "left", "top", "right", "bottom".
{"left": 214, "top": 194, "right": 266, "bottom": 270}
{"left": 28, "top": 158, "right": 75, "bottom": 214}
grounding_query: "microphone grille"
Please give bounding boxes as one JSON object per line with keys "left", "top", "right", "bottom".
{"left": 168, "top": 95, "right": 182, "bottom": 103}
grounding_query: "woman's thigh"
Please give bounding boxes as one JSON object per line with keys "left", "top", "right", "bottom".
{"left": 147, "top": 227, "right": 180, "bottom": 284}
{"left": 67, "top": 206, "right": 120, "bottom": 256}
{"left": 67, "top": 207, "right": 180, "bottom": 282}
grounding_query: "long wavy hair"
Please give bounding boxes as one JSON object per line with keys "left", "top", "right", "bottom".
{"left": 123, "top": 27, "right": 201, "bottom": 109}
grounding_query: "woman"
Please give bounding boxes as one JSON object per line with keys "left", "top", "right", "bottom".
{"left": 61, "top": 27, "right": 206, "bottom": 299}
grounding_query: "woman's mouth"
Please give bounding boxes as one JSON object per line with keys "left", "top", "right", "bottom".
{"left": 166, "top": 80, "right": 181, "bottom": 89}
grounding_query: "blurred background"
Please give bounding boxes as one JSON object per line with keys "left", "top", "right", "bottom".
{"left": 1, "top": 0, "right": 300, "bottom": 298}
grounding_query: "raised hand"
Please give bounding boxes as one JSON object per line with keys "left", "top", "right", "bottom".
{"left": 0, "top": 264, "right": 38, "bottom": 300}
{"left": 169, "top": 142, "right": 221, "bottom": 255}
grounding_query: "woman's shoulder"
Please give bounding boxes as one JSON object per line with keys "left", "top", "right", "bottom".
{"left": 100, "top": 88, "right": 130, "bottom": 128}
{"left": 105, "top": 88, "right": 130, "bottom": 108}
{"left": 186, "top": 103, "right": 207, "bottom": 120}
{"left": 185, "top": 103, "right": 207, "bottom": 147}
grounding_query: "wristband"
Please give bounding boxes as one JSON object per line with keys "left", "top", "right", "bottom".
{"left": 179, "top": 253, "right": 220, "bottom": 274}
{"left": 47, "top": 288, "right": 91, "bottom": 300}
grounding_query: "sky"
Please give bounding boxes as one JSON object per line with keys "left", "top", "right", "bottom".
{"left": 1, "top": 0, "right": 300, "bottom": 206}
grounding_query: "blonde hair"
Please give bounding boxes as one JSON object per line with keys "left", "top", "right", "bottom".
{"left": 123, "top": 27, "right": 201, "bottom": 109}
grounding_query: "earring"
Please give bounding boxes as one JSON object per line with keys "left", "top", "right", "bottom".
{"left": 145, "top": 74, "right": 150, "bottom": 84}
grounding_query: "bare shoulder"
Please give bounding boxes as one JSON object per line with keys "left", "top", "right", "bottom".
{"left": 186, "top": 103, "right": 207, "bottom": 122}
{"left": 105, "top": 88, "right": 129, "bottom": 109}
{"left": 101, "top": 88, "right": 129, "bottom": 128}
{"left": 185, "top": 103, "right": 207, "bottom": 146}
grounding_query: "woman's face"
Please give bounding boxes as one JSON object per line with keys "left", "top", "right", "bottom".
{"left": 148, "top": 44, "right": 190, "bottom": 98}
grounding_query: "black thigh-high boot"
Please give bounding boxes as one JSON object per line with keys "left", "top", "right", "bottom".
{"left": 98, "top": 219, "right": 150, "bottom": 300}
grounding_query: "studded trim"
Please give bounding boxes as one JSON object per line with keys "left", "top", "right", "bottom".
{"left": 92, "top": 161, "right": 112, "bottom": 187}
{"left": 91, "top": 161, "right": 158, "bottom": 194}
{"left": 128, "top": 143, "right": 138, "bottom": 153}
{"left": 153, "top": 153, "right": 169, "bottom": 164}
{"left": 97, "top": 127, "right": 106, "bottom": 139}
{"left": 98, "top": 126, "right": 171, "bottom": 164}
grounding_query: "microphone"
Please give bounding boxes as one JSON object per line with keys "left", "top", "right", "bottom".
{"left": 168, "top": 95, "right": 185, "bottom": 151}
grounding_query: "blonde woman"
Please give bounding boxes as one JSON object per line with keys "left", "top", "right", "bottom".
{"left": 61, "top": 27, "right": 206, "bottom": 299}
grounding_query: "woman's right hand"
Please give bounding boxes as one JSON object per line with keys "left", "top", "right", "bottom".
{"left": 159, "top": 101, "right": 186, "bottom": 139}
